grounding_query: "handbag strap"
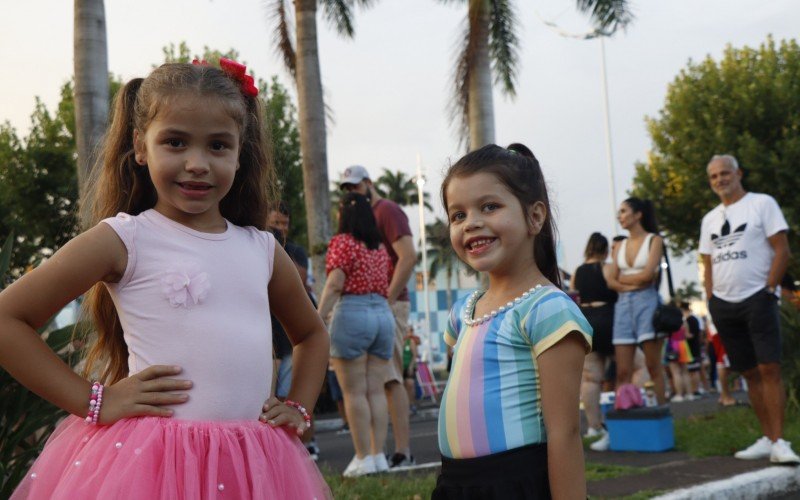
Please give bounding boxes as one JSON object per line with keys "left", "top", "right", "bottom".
{"left": 661, "top": 240, "right": 676, "bottom": 300}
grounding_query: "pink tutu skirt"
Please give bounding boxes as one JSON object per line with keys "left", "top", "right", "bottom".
{"left": 11, "top": 416, "right": 331, "bottom": 500}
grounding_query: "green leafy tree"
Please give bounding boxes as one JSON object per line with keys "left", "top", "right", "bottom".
{"left": 375, "top": 168, "right": 433, "bottom": 210}
{"left": 675, "top": 280, "right": 702, "bottom": 304}
{"left": 631, "top": 37, "right": 800, "bottom": 276}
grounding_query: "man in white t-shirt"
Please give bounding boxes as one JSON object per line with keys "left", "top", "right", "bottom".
{"left": 699, "top": 154, "right": 798, "bottom": 464}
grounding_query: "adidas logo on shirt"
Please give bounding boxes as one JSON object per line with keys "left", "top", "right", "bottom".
{"left": 711, "top": 219, "right": 748, "bottom": 263}
{"left": 710, "top": 219, "right": 747, "bottom": 249}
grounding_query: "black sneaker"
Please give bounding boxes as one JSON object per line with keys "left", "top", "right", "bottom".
{"left": 389, "top": 452, "right": 415, "bottom": 468}
{"left": 306, "top": 440, "right": 320, "bottom": 461}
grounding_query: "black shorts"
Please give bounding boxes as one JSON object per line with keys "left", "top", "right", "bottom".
{"left": 580, "top": 304, "right": 615, "bottom": 357}
{"left": 433, "top": 443, "right": 550, "bottom": 499}
{"left": 708, "top": 289, "right": 781, "bottom": 373}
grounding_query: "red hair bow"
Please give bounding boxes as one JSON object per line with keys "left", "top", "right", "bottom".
{"left": 192, "top": 57, "right": 259, "bottom": 98}
{"left": 220, "top": 58, "right": 259, "bottom": 97}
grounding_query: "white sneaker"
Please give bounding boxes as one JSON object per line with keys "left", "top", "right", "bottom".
{"left": 734, "top": 436, "right": 773, "bottom": 460}
{"left": 589, "top": 430, "right": 610, "bottom": 451}
{"left": 771, "top": 439, "right": 800, "bottom": 465}
{"left": 670, "top": 394, "right": 685, "bottom": 403}
{"left": 373, "top": 453, "right": 389, "bottom": 472}
{"left": 343, "top": 454, "right": 376, "bottom": 477}
{"left": 584, "top": 427, "right": 603, "bottom": 438}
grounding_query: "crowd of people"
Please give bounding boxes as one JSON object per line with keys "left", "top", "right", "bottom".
{"left": 570, "top": 155, "right": 798, "bottom": 465}
{"left": 0, "top": 58, "right": 795, "bottom": 500}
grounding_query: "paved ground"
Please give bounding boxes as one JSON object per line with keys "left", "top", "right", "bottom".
{"left": 312, "top": 392, "right": 799, "bottom": 498}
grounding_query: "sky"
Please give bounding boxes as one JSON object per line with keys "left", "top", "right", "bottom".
{"left": 2, "top": 0, "right": 798, "bottom": 292}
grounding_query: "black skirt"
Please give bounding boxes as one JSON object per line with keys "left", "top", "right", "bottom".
{"left": 432, "top": 443, "right": 550, "bottom": 500}
{"left": 581, "top": 303, "right": 615, "bottom": 356}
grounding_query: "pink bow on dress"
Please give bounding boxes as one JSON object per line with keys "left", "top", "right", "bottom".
{"left": 162, "top": 270, "right": 211, "bottom": 308}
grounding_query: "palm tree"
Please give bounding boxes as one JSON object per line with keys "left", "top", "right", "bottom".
{"left": 442, "top": 0, "right": 633, "bottom": 150}
{"left": 269, "top": 0, "right": 372, "bottom": 292}
{"left": 375, "top": 168, "right": 433, "bottom": 210}
{"left": 423, "top": 219, "right": 462, "bottom": 310}
{"left": 73, "top": 0, "right": 109, "bottom": 198}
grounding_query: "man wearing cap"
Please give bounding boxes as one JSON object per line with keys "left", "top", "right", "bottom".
{"left": 340, "top": 165, "right": 417, "bottom": 468}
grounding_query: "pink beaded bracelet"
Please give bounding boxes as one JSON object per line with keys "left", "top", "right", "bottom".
{"left": 85, "top": 382, "right": 104, "bottom": 425}
{"left": 284, "top": 399, "right": 311, "bottom": 427}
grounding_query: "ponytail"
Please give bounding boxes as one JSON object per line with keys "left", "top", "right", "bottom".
{"left": 624, "top": 197, "right": 659, "bottom": 234}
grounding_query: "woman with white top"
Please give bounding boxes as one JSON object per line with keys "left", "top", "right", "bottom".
{"left": 608, "top": 197, "right": 666, "bottom": 404}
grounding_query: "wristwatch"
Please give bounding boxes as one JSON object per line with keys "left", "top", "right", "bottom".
{"left": 765, "top": 285, "right": 777, "bottom": 295}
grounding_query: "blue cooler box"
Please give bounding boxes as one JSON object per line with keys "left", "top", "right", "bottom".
{"left": 605, "top": 405, "right": 674, "bottom": 452}
{"left": 599, "top": 391, "right": 615, "bottom": 417}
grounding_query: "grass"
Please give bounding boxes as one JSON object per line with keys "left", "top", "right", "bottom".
{"left": 675, "top": 405, "right": 800, "bottom": 457}
{"left": 585, "top": 462, "right": 647, "bottom": 481}
{"left": 323, "top": 470, "right": 437, "bottom": 499}
{"left": 322, "top": 462, "right": 646, "bottom": 499}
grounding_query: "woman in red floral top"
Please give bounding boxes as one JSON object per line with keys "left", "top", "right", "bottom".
{"left": 318, "top": 192, "right": 396, "bottom": 477}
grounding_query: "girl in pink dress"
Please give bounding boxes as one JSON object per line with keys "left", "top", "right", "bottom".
{"left": 0, "top": 60, "right": 331, "bottom": 499}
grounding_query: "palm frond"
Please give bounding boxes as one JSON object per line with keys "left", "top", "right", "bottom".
{"left": 268, "top": 0, "right": 296, "bottom": 78}
{"left": 488, "top": 0, "right": 519, "bottom": 96}
{"left": 576, "top": 0, "right": 634, "bottom": 34}
{"left": 449, "top": 12, "right": 477, "bottom": 149}
{"left": 321, "top": 0, "right": 355, "bottom": 37}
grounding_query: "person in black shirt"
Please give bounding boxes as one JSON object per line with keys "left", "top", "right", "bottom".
{"left": 571, "top": 233, "right": 618, "bottom": 451}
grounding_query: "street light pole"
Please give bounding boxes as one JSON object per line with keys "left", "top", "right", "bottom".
{"left": 534, "top": 11, "right": 622, "bottom": 235}
{"left": 415, "top": 154, "right": 433, "bottom": 364}
{"left": 599, "top": 37, "right": 620, "bottom": 234}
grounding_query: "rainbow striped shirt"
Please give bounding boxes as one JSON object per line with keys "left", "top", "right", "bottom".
{"left": 438, "top": 286, "right": 592, "bottom": 459}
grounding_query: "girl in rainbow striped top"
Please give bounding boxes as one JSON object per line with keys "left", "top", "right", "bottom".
{"left": 435, "top": 143, "right": 593, "bottom": 499}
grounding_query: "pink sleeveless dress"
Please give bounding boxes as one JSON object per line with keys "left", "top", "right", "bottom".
{"left": 12, "top": 210, "right": 330, "bottom": 500}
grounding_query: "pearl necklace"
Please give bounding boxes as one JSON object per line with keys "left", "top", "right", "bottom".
{"left": 463, "top": 284, "right": 543, "bottom": 326}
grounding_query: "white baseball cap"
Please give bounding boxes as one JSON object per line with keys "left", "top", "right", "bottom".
{"left": 339, "top": 165, "right": 370, "bottom": 187}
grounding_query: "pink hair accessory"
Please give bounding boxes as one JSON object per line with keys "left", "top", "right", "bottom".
{"left": 85, "top": 382, "right": 104, "bottom": 425}
{"left": 284, "top": 399, "right": 311, "bottom": 427}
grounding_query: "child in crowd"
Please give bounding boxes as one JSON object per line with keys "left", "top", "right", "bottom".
{"left": 434, "top": 143, "right": 593, "bottom": 499}
{"left": 0, "top": 60, "right": 330, "bottom": 499}
{"left": 402, "top": 325, "right": 421, "bottom": 415}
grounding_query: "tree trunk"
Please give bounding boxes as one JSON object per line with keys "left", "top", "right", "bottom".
{"left": 295, "top": 0, "right": 331, "bottom": 296}
{"left": 468, "top": 2, "right": 495, "bottom": 151}
{"left": 73, "top": 0, "right": 109, "bottom": 199}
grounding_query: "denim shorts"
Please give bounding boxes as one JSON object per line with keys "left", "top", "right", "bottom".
{"left": 613, "top": 287, "right": 659, "bottom": 345}
{"left": 329, "top": 294, "right": 395, "bottom": 360}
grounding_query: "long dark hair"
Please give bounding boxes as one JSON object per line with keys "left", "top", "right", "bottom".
{"left": 584, "top": 232, "right": 609, "bottom": 260}
{"left": 79, "top": 62, "right": 276, "bottom": 384}
{"left": 623, "top": 197, "right": 659, "bottom": 234}
{"left": 337, "top": 193, "right": 382, "bottom": 250}
{"left": 441, "top": 143, "right": 561, "bottom": 287}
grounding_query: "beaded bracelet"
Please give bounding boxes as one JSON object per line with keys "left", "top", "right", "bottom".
{"left": 284, "top": 399, "right": 311, "bottom": 427}
{"left": 84, "top": 382, "right": 104, "bottom": 425}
